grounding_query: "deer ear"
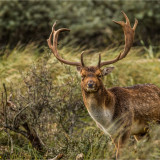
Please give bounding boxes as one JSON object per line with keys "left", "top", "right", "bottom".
{"left": 102, "top": 67, "right": 114, "bottom": 76}
{"left": 77, "top": 66, "right": 81, "bottom": 72}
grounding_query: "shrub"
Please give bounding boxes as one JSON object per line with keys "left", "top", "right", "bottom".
{"left": 0, "top": 58, "right": 89, "bottom": 159}
{"left": 0, "top": 1, "right": 160, "bottom": 49}
{"left": 0, "top": 0, "right": 52, "bottom": 47}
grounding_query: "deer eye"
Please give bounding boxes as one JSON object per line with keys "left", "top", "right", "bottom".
{"left": 97, "top": 74, "right": 102, "bottom": 78}
{"left": 81, "top": 75, "right": 86, "bottom": 80}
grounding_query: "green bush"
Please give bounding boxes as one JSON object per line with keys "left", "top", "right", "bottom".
{"left": 0, "top": 1, "right": 160, "bottom": 49}
{"left": 0, "top": 0, "right": 52, "bottom": 47}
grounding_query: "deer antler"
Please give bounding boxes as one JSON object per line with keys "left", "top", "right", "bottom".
{"left": 98, "top": 11, "right": 138, "bottom": 68}
{"left": 47, "top": 22, "right": 85, "bottom": 67}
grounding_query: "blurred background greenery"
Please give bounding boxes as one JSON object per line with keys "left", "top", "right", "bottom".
{"left": 0, "top": 0, "right": 160, "bottom": 50}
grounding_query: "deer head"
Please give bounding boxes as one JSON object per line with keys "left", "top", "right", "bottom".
{"left": 47, "top": 11, "right": 138, "bottom": 93}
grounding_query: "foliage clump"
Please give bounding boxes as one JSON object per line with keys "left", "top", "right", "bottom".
{"left": 0, "top": 59, "right": 93, "bottom": 159}
{"left": 0, "top": 1, "right": 160, "bottom": 48}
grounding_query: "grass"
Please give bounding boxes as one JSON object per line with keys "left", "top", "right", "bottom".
{"left": 1, "top": 43, "right": 160, "bottom": 159}
{"left": 1, "top": 44, "right": 160, "bottom": 88}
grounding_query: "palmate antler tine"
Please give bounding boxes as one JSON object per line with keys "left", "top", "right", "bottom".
{"left": 118, "top": 12, "right": 138, "bottom": 60}
{"left": 133, "top": 18, "right": 138, "bottom": 31}
{"left": 112, "top": 11, "right": 131, "bottom": 27}
{"left": 99, "top": 11, "right": 138, "bottom": 68}
{"left": 47, "top": 22, "right": 83, "bottom": 67}
{"left": 122, "top": 11, "right": 131, "bottom": 26}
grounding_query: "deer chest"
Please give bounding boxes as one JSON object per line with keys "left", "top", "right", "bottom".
{"left": 87, "top": 102, "right": 113, "bottom": 131}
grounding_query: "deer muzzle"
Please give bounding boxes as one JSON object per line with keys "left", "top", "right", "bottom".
{"left": 87, "top": 80, "right": 95, "bottom": 88}
{"left": 86, "top": 80, "right": 98, "bottom": 92}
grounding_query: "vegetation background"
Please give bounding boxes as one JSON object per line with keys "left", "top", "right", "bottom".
{"left": 0, "top": 0, "right": 160, "bottom": 159}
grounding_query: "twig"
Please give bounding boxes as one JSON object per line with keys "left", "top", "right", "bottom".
{"left": 33, "top": 127, "right": 46, "bottom": 147}
{"left": 4, "top": 129, "right": 13, "bottom": 154}
{"left": 13, "top": 105, "right": 29, "bottom": 127}
{"left": 1, "top": 85, "right": 14, "bottom": 154}
{"left": 4, "top": 125, "right": 28, "bottom": 138}
{"left": 3, "top": 83, "right": 8, "bottom": 126}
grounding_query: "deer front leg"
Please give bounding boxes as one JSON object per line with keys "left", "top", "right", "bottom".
{"left": 134, "top": 130, "right": 149, "bottom": 142}
{"left": 112, "top": 130, "right": 130, "bottom": 159}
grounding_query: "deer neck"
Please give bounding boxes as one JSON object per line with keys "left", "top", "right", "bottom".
{"left": 81, "top": 84, "right": 115, "bottom": 112}
{"left": 81, "top": 84, "right": 115, "bottom": 130}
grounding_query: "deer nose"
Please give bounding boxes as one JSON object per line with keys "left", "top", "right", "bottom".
{"left": 87, "top": 80, "right": 95, "bottom": 88}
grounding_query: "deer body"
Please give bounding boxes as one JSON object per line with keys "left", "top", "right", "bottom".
{"left": 82, "top": 82, "right": 160, "bottom": 136}
{"left": 47, "top": 11, "right": 160, "bottom": 159}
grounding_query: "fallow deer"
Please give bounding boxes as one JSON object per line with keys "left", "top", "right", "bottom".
{"left": 47, "top": 12, "right": 160, "bottom": 158}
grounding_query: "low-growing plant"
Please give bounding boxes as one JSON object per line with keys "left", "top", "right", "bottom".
{"left": 0, "top": 58, "right": 88, "bottom": 159}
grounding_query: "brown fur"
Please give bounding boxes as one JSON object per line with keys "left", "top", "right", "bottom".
{"left": 79, "top": 66, "right": 160, "bottom": 159}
